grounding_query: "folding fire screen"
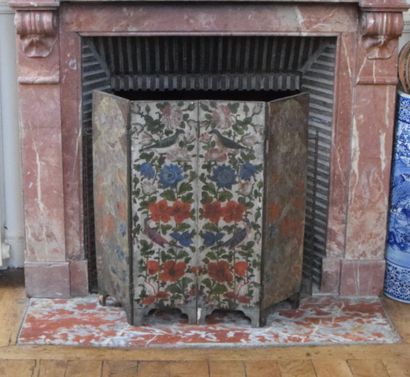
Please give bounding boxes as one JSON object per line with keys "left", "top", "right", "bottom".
{"left": 93, "top": 90, "right": 308, "bottom": 326}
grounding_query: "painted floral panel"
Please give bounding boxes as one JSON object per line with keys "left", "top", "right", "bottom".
{"left": 130, "top": 101, "right": 198, "bottom": 315}
{"left": 262, "top": 94, "right": 308, "bottom": 312}
{"left": 197, "top": 101, "right": 266, "bottom": 316}
{"left": 92, "top": 91, "right": 132, "bottom": 322}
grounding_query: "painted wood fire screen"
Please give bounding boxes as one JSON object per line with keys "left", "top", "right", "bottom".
{"left": 93, "top": 91, "right": 308, "bottom": 327}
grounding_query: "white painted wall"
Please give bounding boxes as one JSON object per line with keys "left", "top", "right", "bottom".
{"left": 0, "top": 0, "right": 25, "bottom": 267}
{"left": 401, "top": 11, "right": 410, "bottom": 49}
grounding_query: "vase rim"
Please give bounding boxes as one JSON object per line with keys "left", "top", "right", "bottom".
{"left": 398, "top": 90, "right": 410, "bottom": 98}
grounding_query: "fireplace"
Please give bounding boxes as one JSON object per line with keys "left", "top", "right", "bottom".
{"left": 10, "top": 0, "right": 409, "bottom": 301}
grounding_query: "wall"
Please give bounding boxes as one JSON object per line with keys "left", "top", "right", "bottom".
{"left": 401, "top": 11, "right": 410, "bottom": 49}
{"left": 0, "top": 0, "right": 25, "bottom": 267}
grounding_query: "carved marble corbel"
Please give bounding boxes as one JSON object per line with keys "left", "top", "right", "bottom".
{"left": 14, "top": 10, "right": 57, "bottom": 58}
{"left": 361, "top": 11, "right": 403, "bottom": 60}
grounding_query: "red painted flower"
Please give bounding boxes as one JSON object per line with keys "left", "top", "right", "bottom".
{"left": 171, "top": 200, "right": 191, "bottom": 224}
{"left": 147, "top": 260, "right": 160, "bottom": 275}
{"left": 149, "top": 200, "right": 171, "bottom": 223}
{"left": 238, "top": 295, "right": 251, "bottom": 304}
{"left": 224, "top": 291, "right": 237, "bottom": 300}
{"left": 156, "top": 291, "right": 169, "bottom": 299}
{"left": 234, "top": 261, "right": 248, "bottom": 277}
{"left": 191, "top": 266, "right": 203, "bottom": 275}
{"left": 208, "top": 261, "right": 233, "bottom": 283}
{"left": 142, "top": 295, "right": 156, "bottom": 305}
{"left": 141, "top": 291, "right": 169, "bottom": 305}
{"left": 203, "top": 201, "right": 224, "bottom": 224}
{"left": 223, "top": 200, "right": 246, "bottom": 223}
{"left": 160, "top": 260, "right": 186, "bottom": 282}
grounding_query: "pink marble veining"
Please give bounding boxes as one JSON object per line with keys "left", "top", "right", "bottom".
{"left": 18, "top": 296, "right": 399, "bottom": 348}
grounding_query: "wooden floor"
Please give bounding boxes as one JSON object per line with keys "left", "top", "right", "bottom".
{"left": 1, "top": 270, "right": 410, "bottom": 377}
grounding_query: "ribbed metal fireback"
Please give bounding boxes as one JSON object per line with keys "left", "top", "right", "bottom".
{"left": 89, "top": 36, "right": 328, "bottom": 92}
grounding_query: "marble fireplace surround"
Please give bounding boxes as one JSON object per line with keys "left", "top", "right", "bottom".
{"left": 9, "top": 0, "right": 410, "bottom": 299}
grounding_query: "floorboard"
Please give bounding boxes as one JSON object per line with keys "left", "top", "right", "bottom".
{"left": 313, "top": 360, "right": 354, "bottom": 377}
{"left": 169, "top": 361, "right": 209, "bottom": 377}
{"left": 137, "top": 361, "right": 171, "bottom": 377}
{"left": 0, "top": 359, "right": 38, "bottom": 377}
{"left": 382, "top": 358, "right": 410, "bottom": 377}
{"left": 278, "top": 360, "right": 317, "bottom": 377}
{"left": 101, "top": 360, "right": 139, "bottom": 377}
{"left": 38, "top": 360, "right": 68, "bottom": 377}
{"left": 209, "top": 361, "right": 246, "bottom": 377}
{"left": 245, "top": 360, "right": 281, "bottom": 377}
{"left": 347, "top": 359, "right": 390, "bottom": 377}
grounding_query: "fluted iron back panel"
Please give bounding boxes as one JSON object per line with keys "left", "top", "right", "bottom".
{"left": 89, "top": 36, "right": 328, "bottom": 92}
{"left": 82, "top": 39, "right": 111, "bottom": 292}
{"left": 81, "top": 36, "right": 336, "bottom": 292}
{"left": 301, "top": 43, "right": 336, "bottom": 291}
{"left": 92, "top": 36, "right": 323, "bottom": 75}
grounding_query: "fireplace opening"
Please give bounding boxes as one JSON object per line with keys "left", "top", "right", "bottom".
{"left": 82, "top": 35, "right": 336, "bottom": 302}
{"left": 112, "top": 90, "right": 298, "bottom": 102}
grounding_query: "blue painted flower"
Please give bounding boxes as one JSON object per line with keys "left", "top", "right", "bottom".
{"left": 210, "top": 165, "right": 236, "bottom": 189}
{"left": 170, "top": 231, "right": 194, "bottom": 247}
{"left": 140, "top": 162, "right": 155, "bottom": 179}
{"left": 239, "top": 162, "right": 257, "bottom": 181}
{"left": 159, "top": 164, "right": 184, "bottom": 188}
{"left": 202, "top": 231, "right": 224, "bottom": 247}
{"left": 119, "top": 223, "right": 127, "bottom": 237}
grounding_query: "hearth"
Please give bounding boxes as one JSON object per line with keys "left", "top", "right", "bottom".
{"left": 10, "top": 0, "right": 409, "bottom": 303}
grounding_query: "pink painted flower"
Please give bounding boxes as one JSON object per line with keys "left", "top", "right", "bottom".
{"left": 199, "top": 132, "right": 211, "bottom": 142}
{"left": 238, "top": 181, "right": 252, "bottom": 196}
{"left": 204, "top": 148, "right": 227, "bottom": 162}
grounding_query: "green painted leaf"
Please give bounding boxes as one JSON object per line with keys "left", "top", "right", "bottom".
{"left": 167, "top": 284, "right": 182, "bottom": 294}
{"left": 176, "top": 250, "right": 189, "bottom": 259}
{"left": 218, "top": 191, "right": 233, "bottom": 202}
{"left": 140, "top": 152, "right": 154, "bottom": 161}
{"left": 201, "top": 278, "right": 212, "bottom": 288}
{"left": 175, "top": 223, "right": 191, "bottom": 232}
{"left": 213, "top": 284, "right": 228, "bottom": 295}
{"left": 181, "top": 276, "right": 193, "bottom": 287}
{"left": 206, "top": 251, "right": 218, "bottom": 260}
{"left": 162, "top": 190, "right": 176, "bottom": 201}
{"left": 227, "top": 103, "right": 239, "bottom": 114}
{"left": 200, "top": 103, "right": 210, "bottom": 112}
{"left": 181, "top": 193, "right": 194, "bottom": 202}
{"left": 203, "top": 182, "right": 217, "bottom": 196}
{"left": 203, "top": 223, "right": 219, "bottom": 232}
{"left": 178, "top": 182, "right": 191, "bottom": 195}
{"left": 160, "top": 224, "right": 173, "bottom": 233}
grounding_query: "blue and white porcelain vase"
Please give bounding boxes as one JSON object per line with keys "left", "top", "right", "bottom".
{"left": 384, "top": 90, "right": 410, "bottom": 303}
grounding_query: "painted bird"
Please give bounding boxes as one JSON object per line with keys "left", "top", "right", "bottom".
{"left": 213, "top": 220, "right": 251, "bottom": 250}
{"left": 210, "top": 129, "right": 246, "bottom": 151}
{"left": 143, "top": 217, "right": 169, "bottom": 247}
{"left": 141, "top": 129, "right": 184, "bottom": 152}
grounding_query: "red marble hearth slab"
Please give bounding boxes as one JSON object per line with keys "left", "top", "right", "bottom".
{"left": 18, "top": 296, "right": 399, "bottom": 348}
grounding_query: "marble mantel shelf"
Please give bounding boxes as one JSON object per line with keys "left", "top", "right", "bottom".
{"left": 8, "top": 0, "right": 410, "bottom": 7}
